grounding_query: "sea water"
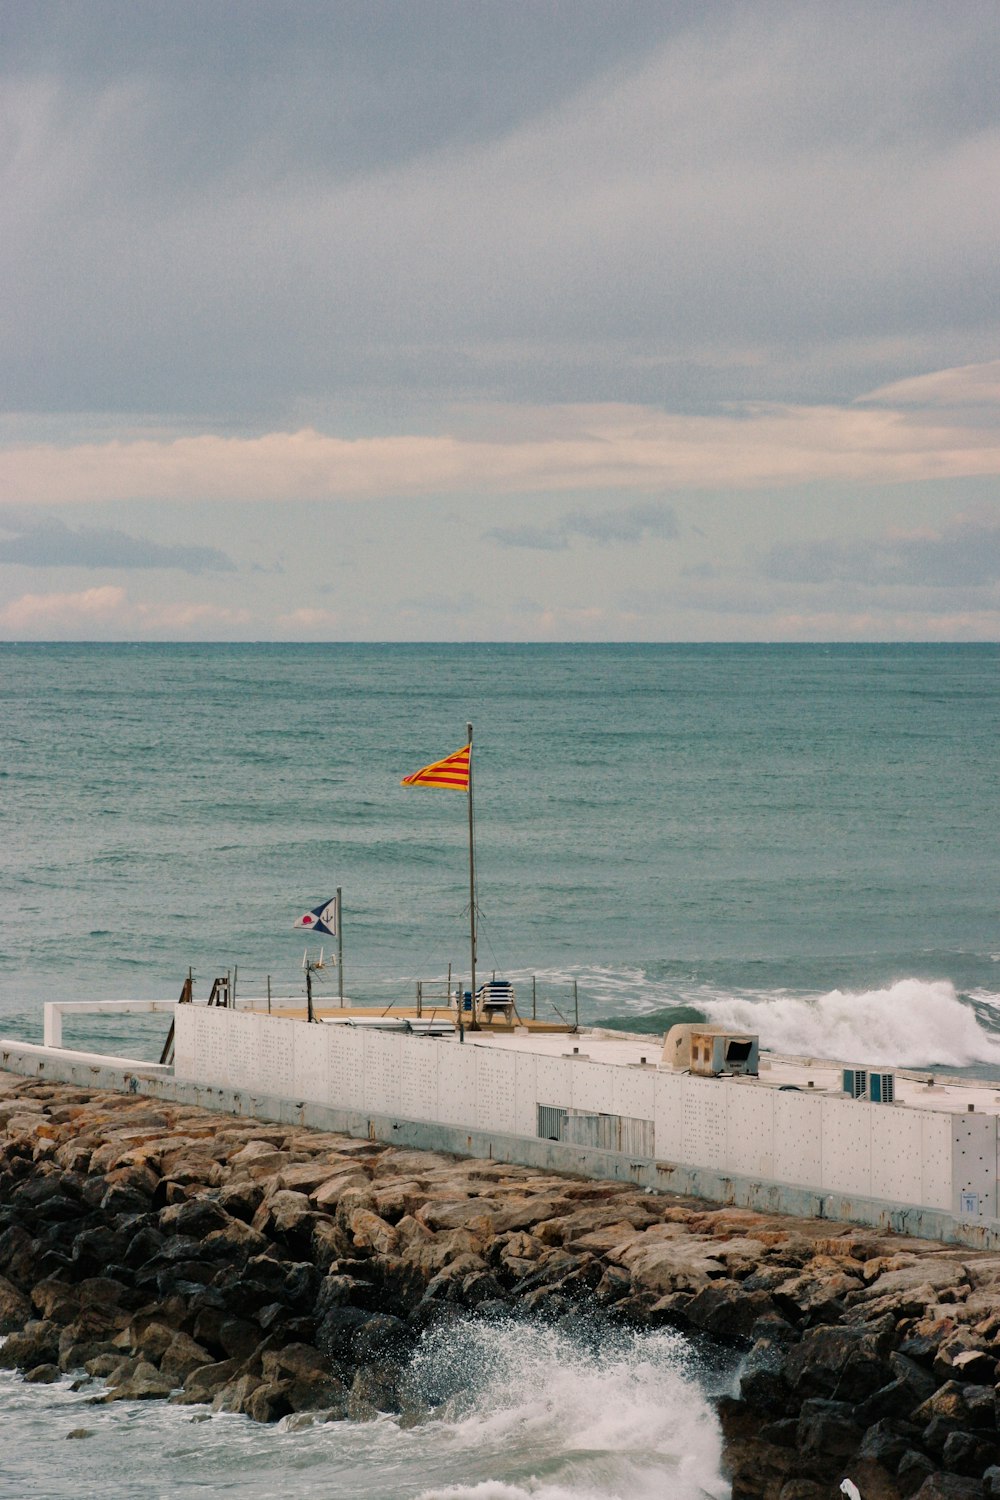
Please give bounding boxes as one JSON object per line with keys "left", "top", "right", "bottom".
{"left": 0, "top": 642, "right": 998, "bottom": 1496}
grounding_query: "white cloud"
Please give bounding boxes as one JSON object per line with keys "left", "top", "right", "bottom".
{"left": 2, "top": 363, "right": 999, "bottom": 506}
{"left": 0, "top": 585, "right": 251, "bottom": 638}
{"left": 863, "top": 360, "right": 1000, "bottom": 408}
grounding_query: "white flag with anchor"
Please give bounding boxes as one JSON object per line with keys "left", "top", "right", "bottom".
{"left": 293, "top": 897, "right": 338, "bottom": 936}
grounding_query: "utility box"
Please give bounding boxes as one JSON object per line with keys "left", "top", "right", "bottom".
{"left": 843, "top": 1068, "right": 895, "bottom": 1103}
{"left": 662, "top": 1023, "right": 759, "bottom": 1077}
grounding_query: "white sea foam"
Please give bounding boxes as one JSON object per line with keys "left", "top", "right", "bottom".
{"left": 701, "top": 978, "right": 1000, "bottom": 1069}
{"left": 407, "top": 1320, "right": 727, "bottom": 1500}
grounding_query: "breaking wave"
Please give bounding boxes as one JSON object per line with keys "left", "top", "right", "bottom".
{"left": 701, "top": 978, "right": 1000, "bottom": 1069}
{"left": 406, "top": 1319, "right": 728, "bottom": 1500}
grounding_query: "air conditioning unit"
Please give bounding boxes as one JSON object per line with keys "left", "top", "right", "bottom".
{"left": 843, "top": 1068, "right": 867, "bottom": 1098}
{"left": 843, "top": 1068, "right": 895, "bottom": 1103}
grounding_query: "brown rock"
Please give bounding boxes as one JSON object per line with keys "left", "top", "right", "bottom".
{"left": 349, "top": 1209, "right": 399, "bottom": 1256}
{"left": 0, "top": 1319, "right": 60, "bottom": 1370}
{"left": 100, "top": 1359, "right": 177, "bottom": 1401}
{"left": 30, "top": 1279, "right": 81, "bottom": 1325}
{"left": 245, "top": 1379, "right": 292, "bottom": 1423}
{"left": 214, "top": 1180, "right": 263, "bottom": 1222}
{"left": 311, "top": 1170, "right": 371, "bottom": 1210}
{"left": 212, "top": 1373, "right": 263, "bottom": 1414}
{"left": 157, "top": 1333, "right": 211, "bottom": 1383}
{"left": 252, "top": 1190, "right": 313, "bottom": 1238}
{"left": 174, "top": 1357, "right": 244, "bottom": 1404}
{"left": 0, "top": 1272, "right": 32, "bottom": 1332}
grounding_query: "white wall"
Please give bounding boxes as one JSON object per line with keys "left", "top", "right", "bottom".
{"left": 174, "top": 1007, "right": 989, "bottom": 1222}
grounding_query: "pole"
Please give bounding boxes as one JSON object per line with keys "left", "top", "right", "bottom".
{"left": 467, "top": 722, "right": 478, "bottom": 1030}
{"left": 337, "top": 887, "right": 344, "bottom": 1004}
{"left": 306, "top": 964, "right": 315, "bottom": 1024}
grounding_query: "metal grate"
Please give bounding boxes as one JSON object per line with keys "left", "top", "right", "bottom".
{"left": 537, "top": 1104, "right": 568, "bottom": 1141}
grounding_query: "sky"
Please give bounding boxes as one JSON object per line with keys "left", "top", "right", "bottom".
{"left": 1, "top": 0, "right": 999, "bottom": 642}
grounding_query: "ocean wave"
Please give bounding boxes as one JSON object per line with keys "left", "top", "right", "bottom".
{"left": 701, "top": 978, "right": 1000, "bottom": 1069}
{"left": 407, "top": 1319, "right": 726, "bottom": 1500}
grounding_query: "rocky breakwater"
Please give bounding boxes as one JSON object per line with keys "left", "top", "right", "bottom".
{"left": 1, "top": 1072, "right": 1000, "bottom": 1499}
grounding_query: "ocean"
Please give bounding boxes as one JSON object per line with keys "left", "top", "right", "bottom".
{"left": 1, "top": 641, "right": 998, "bottom": 1497}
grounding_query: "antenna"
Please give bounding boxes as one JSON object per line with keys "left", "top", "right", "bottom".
{"left": 302, "top": 946, "right": 326, "bottom": 1023}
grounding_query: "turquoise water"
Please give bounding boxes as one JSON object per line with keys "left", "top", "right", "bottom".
{"left": 1, "top": 642, "right": 999, "bottom": 1498}
{"left": 2, "top": 643, "right": 999, "bottom": 1066}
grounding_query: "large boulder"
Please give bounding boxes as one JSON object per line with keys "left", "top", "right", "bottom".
{"left": 0, "top": 1273, "right": 32, "bottom": 1332}
{"left": 0, "top": 1319, "right": 59, "bottom": 1370}
{"left": 783, "top": 1318, "right": 895, "bottom": 1402}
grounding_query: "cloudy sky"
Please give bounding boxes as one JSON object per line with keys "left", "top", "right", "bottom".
{"left": 2, "top": 0, "right": 999, "bottom": 641}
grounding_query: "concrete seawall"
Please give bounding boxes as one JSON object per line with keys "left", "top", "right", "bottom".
{"left": 1, "top": 1034, "right": 996, "bottom": 1253}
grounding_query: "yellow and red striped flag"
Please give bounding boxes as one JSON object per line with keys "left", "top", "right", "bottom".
{"left": 401, "top": 742, "right": 471, "bottom": 789}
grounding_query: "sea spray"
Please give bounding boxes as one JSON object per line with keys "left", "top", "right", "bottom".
{"left": 404, "top": 1319, "right": 728, "bottom": 1500}
{"left": 701, "top": 977, "right": 1000, "bottom": 1069}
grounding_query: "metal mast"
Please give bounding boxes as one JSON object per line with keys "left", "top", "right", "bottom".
{"left": 467, "top": 722, "right": 478, "bottom": 1029}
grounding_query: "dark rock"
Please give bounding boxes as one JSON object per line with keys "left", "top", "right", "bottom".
{"left": 158, "top": 1199, "right": 231, "bottom": 1239}
{"left": 122, "top": 1227, "right": 167, "bottom": 1268}
{"left": 0, "top": 1226, "right": 40, "bottom": 1286}
{"left": 784, "top": 1318, "right": 895, "bottom": 1403}
{"left": 942, "top": 1431, "right": 998, "bottom": 1477}
{"left": 796, "top": 1397, "right": 863, "bottom": 1461}
{"left": 860, "top": 1418, "right": 921, "bottom": 1471}
{"left": 684, "top": 1283, "right": 776, "bottom": 1342}
{"left": 100, "top": 1180, "right": 154, "bottom": 1217}
{"left": 982, "top": 1467, "right": 1000, "bottom": 1500}
{"left": 32, "top": 1196, "right": 82, "bottom": 1226}
{"left": 217, "top": 1317, "right": 261, "bottom": 1362}
{"left": 856, "top": 1355, "right": 939, "bottom": 1426}
{"left": 962, "top": 1385, "right": 995, "bottom": 1431}
{"left": 23, "top": 1363, "right": 61, "bottom": 1383}
{"left": 897, "top": 1451, "right": 936, "bottom": 1498}
{"left": 315, "top": 1273, "right": 381, "bottom": 1319}
{"left": 257, "top": 1302, "right": 292, "bottom": 1333}
{"left": 217, "top": 1182, "right": 265, "bottom": 1223}
{"left": 152, "top": 1181, "right": 189, "bottom": 1210}
{"left": 594, "top": 1265, "right": 631, "bottom": 1304}
{"left": 933, "top": 1332, "right": 996, "bottom": 1385}
{"left": 911, "top": 1476, "right": 985, "bottom": 1500}
{"left": 899, "top": 1333, "right": 945, "bottom": 1367}
{"left": 757, "top": 1416, "right": 799, "bottom": 1447}
{"left": 71, "top": 1226, "right": 127, "bottom": 1275}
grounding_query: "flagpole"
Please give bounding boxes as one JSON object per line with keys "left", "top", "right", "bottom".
{"left": 467, "top": 721, "right": 478, "bottom": 1030}
{"left": 337, "top": 887, "right": 344, "bottom": 1004}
